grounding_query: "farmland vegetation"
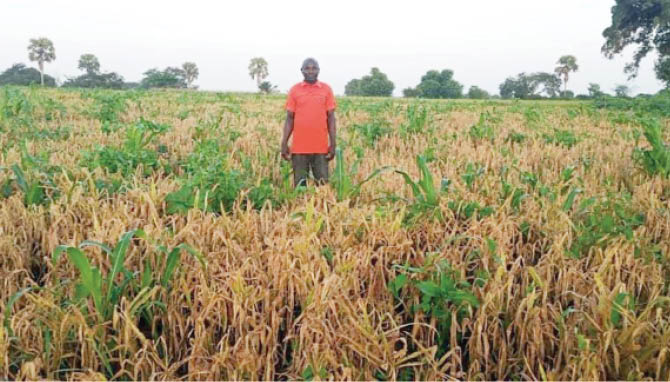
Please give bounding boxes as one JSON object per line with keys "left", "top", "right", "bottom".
{"left": 1, "top": 86, "right": 669, "bottom": 380}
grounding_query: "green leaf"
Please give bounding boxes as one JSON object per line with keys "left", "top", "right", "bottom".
{"left": 302, "top": 365, "right": 314, "bottom": 381}
{"left": 10, "top": 164, "right": 27, "bottom": 192}
{"left": 4, "top": 286, "right": 35, "bottom": 338}
{"left": 65, "top": 247, "right": 104, "bottom": 319}
{"left": 161, "top": 243, "right": 207, "bottom": 288}
{"left": 446, "top": 289, "right": 480, "bottom": 308}
{"left": 24, "top": 182, "right": 46, "bottom": 206}
{"left": 395, "top": 170, "right": 422, "bottom": 200}
{"left": 486, "top": 238, "right": 498, "bottom": 254}
{"left": 611, "top": 292, "right": 630, "bottom": 328}
{"left": 165, "top": 185, "right": 196, "bottom": 214}
{"left": 417, "top": 281, "right": 441, "bottom": 298}
{"left": 388, "top": 274, "right": 408, "bottom": 299}
{"left": 562, "top": 187, "right": 582, "bottom": 211}
{"left": 141, "top": 259, "right": 152, "bottom": 289}
{"left": 417, "top": 155, "right": 437, "bottom": 205}
{"left": 106, "top": 230, "right": 143, "bottom": 308}
{"left": 79, "top": 240, "right": 113, "bottom": 255}
{"left": 162, "top": 246, "right": 182, "bottom": 288}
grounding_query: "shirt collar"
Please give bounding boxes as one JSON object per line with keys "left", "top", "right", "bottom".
{"left": 301, "top": 80, "right": 322, "bottom": 88}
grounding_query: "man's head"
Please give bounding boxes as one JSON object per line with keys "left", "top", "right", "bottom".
{"left": 301, "top": 58, "right": 319, "bottom": 84}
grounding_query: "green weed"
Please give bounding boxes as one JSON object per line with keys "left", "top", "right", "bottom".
{"left": 83, "top": 118, "right": 169, "bottom": 177}
{"left": 352, "top": 120, "right": 390, "bottom": 147}
{"left": 400, "top": 104, "right": 429, "bottom": 135}
{"left": 331, "top": 147, "right": 388, "bottom": 202}
{"left": 388, "top": 259, "right": 480, "bottom": 357}
{"left": 633, "top": 117, "right": 670, "bottom": 177}
{"left": 567, "top": 194, "right": 645, "bottom": 258}
{"left": 395, "top": 155, "right": 447, "bottom": 224}
{"left": 543, "top": 128, "right": 579, "bottom": 148}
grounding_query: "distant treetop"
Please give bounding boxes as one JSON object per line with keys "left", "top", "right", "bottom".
{"left": 344, "top": 67, "right": 395, "bottom": 97}
{"left": 404, "top": 69, "right": 463, "bottom": 99}
{"left": 0, "top": 63, "right": 56, "bottom": 87}
{"left": 27, "top": 37, "right": 56, "bottom": 86}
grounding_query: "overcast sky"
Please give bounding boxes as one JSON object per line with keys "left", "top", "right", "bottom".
{"left": 1, "top": 0, "right": 665, "bottom": 96}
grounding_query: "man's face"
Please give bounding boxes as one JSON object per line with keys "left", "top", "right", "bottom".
{"left": 301, "top": 62, "right": 319, "bottom": 83}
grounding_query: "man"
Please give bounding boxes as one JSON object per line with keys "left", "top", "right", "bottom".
{"left": 280, "top": 58, "right": 337, "bottom": 187}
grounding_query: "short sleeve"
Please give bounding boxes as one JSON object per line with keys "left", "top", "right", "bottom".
{"left": 285, "top": 88, "right": 296, "bottom": 112}
{"left": 326, "top": 86, "right": 336, "bottom": 111}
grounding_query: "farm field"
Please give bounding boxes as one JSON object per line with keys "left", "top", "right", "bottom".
{"left": 1, "top": 86, "right": 669, "bottom": 380}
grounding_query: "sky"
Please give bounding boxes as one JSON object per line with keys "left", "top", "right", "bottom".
{"left": 1, "top": 0, "right": 665, "bottom": 96}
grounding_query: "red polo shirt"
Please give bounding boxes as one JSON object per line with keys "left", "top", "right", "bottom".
{"left": 285, "top": 81, "right": 336, "bottom": 154}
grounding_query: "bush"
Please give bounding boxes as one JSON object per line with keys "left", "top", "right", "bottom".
{"left": 140, "top": 67, "right": 187, "bottom": 89}
{"left": 258, "top": 81, "right": 277, "bottom": 94}
{"left": 61, "top": 72, "right": 125, "bottom": 89}
{"left": 0, "top": 63, "right": 56, "bottom": 87}
{"left": 467, "top": 86, "right": 490, "bottom": 99}
{"left": 593, "top": 91, "right": 670, "bottom": 117}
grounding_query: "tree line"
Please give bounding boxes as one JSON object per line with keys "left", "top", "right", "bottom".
{"left": 345, "top": 55, "right": 611, "bottom": 99}
{"left": 0, "top": 37, "right": 201, "bottom": 90}
{"left": 0, "top": 38, "right": 281, "bottom": 94}
{"left": 3, "top": 1, "right": 670, "bottom": 96}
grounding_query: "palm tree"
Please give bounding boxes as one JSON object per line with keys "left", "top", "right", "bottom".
{"left": 554, "top": 55, "right": 579, "bottom": 94}
{"left": 248, "top": 57, "right": 269, "bottom": 88}
{"left": 28, "top": 37, "right": 56, "bottom": 86}
{"left": 182, "top": 62, "right": 199, "bottom": 88}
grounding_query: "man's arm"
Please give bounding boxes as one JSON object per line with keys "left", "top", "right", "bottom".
{"left": 280, "top": 111, "right": 295, "bottom": 161}
{"left": 326, "top": 110, "right": 336, "bottom": 161}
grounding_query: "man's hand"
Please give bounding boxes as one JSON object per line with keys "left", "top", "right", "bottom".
{"left": 281, "top": 143, "right": 291, "bottom": 161}
{"left": 281, "top": 111, "right": 295, "bottom": 161}
{"left": 326, "top": 145, "right": 336, "bottom": 161}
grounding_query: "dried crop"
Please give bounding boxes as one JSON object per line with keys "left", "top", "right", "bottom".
{"left": 0, "top": 87, "right": 669, "bottom": 380}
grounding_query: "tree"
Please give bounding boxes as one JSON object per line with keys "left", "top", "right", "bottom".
{"left": 560, "top": 90, "right": 575, "bottom": 98}
{"left": 140, "top": 67, "right": 187, "bottom": 89}
{"left": 467, "top": 86, "right": 490, "bottom": 99}
{"left": 258, "top": 81, "right": 278, "bottom": 94}
{"left": 499, "top": 72, "right": 563, "bottom": 99}
{"left": 587, "top": 83, "right": 605, "bottom": 98}
{"left": 532, "top": 72, "right": 562, "bottom": 97}
{"left": 344, "top": 67, "right": 394, "bottom": 97}
{"left": 614, "top": 84, "right": 631, "bottom": 97}
{"left": 499, "top": 78, "right": 516, "bottom": 99}
{"left": 407, "top": 69, "right": 463, "bottom": 99}
{"left": 345, "top": 79, "right": 363, "bottom": 96}
{"left": 63, "top": 54, "right": 125, "bottom": 89}
{"left": 0, "top": 63, "right": 56, "bottom": 86}
{"left": 419, "top": 79, "right": 444, "bottom": 98}
{"left": 655, "top": 56, "right": 670, "bottom": 89}
{"left": 27, "top": 37, "right": 56, "bottom": 86}
{"left": 602, "top": 0, "right": 670, "bottom": 77}
{"left": 359, "top": 68, "right": 394, "bottom": 96}
{"left": 182, "top": 62, "right": 199, "bottom": 89}
{"left": 248, "top": 57, "right": 269, "bottom": 88}
{"left": 62, "top": 72, "right": 125, "bottom": 89}
{"left": 402, "top": 87, "right": 420, "bottom": 98}
{"left": 499, "top": 73, "right": 538, "bottom": 99}
{"left": 78, "top": 54, "right": 100, "bottom": 74}
{"left": 554, "top": 55, "right": 579, "bottom": 93}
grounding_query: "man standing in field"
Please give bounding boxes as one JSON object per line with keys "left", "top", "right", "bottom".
{"left": 280, "top": 58, "right": 337, "bottom": 187}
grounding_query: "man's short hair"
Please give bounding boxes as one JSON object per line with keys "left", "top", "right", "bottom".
{"left": 302, "top": 58, "right": 319, "bottom": 69}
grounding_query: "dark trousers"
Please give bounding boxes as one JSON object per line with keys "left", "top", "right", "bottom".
{"left": 291, "top": 154, "right": 328, "bottom": 187}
